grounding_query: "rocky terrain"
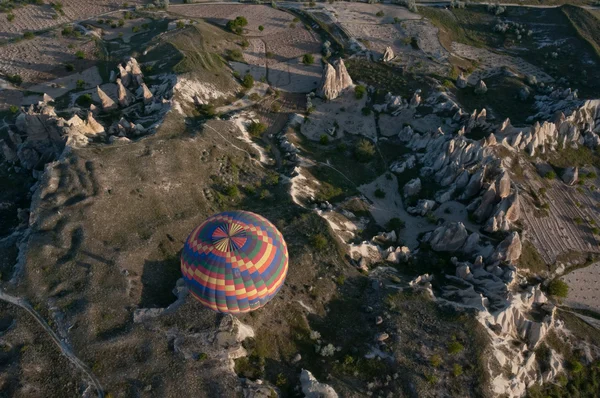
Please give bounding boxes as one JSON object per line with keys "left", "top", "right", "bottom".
{"left": 1, "top": 1, "right": 600, "bottom": 398}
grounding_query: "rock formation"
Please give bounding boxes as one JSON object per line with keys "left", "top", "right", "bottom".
{"left": 561, "top": 167, "right": 578, "bottom": 185}
{"left": 317, "top": 59, "right": 353, "bottom": 100}
{"left": 382, "top": 46, "right": 394, "bottom": 62}
{"left": 97, "top": 86, "right": 117, "bottom": 111}
{"left": 456, "top": 72, "right": 468, "bottom": 89}
{"left": 474, "top": 80, "right": 488, "bottom": 94}
{"left": 403, "top": 178, "right": 421, "bottom": 198}
{"left": 300, "top": 369, "right": 338, "bottom": 398}
{"left": 427, "top": 222, "right": 468, "bottom": 252}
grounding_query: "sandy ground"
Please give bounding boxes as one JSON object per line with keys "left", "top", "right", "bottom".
{"left": 301, "top": 89, "right": 376, "bottom": 141}
{"left": 561, "top": 263, "right": 600, "bottom": 313}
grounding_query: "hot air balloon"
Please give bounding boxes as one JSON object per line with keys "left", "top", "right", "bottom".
{"left": 180, "top": 210, "right": 288, "bottom": 314}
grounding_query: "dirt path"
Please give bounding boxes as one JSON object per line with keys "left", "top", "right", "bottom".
{"left": 0, "top": 289, "right": 104, "bottom": 398}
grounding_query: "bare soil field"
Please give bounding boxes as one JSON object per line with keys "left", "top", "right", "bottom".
{"left": 170, "top": 4, "right": 297, "bottom": 37}
{"left": 0, "top": 1, "right": 144, "bottom": 41}
{"left": 323, "top": 2, "right": 420, "bottom": 26}
{"left": 170, "top": 4, "right": 321, "bottom": 60}
{"left": 0, "top": 33, "right": 98, "bottom": 85}
{"left": 520, "top": 177, "right": 600, "bottom": 265}
{"left": 561, "top": 262, "right": 600, "bottom": 314}
{"left": 451, "top": 42, "right": 554, "bottom": 84}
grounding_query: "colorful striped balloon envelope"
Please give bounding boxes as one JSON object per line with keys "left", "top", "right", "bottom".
{"left": 181, "top": 210, "right": 288, "bottom": 314}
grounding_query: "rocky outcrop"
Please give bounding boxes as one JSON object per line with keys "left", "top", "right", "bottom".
{"left": 561, "top": 166, "right": 578, "bottom": 185}
{"left": 317, "top": 59, "right": 353, "bottom": 100}
{"left": 116, "top": 78, "right": 133, "bottom": 108}
{"left": 97, "top": 86, "right": 117, "bottom": 111}
{"left": 403, "top": 178, "right": 421, "bottom": 198}
{"left": 300, "top": 369, "right": 338, "bottom": 398}
{"left": 410, "top": 92, "right": 421, "bottom": 108}
{"left": 474, "top": 80, "right": 488, "bottom": 94}
{"left": 139, "top": 83, "right": 154, "bottom": 104}
{"left": 382, "top": 46, "right": 394, "bottom": 62}
{"left": 407, "top": 199, "right": 436, "bottom": 216}
{"left": 427, "top": 222, "right": 468, "bottom": 252}
{"left": 456, "top": 72, "right": 468, "bottom": 89}
{"left": 488, "top": 232, "right": 521, "bottom": 265}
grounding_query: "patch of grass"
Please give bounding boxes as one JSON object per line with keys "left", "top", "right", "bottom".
{"left": 546, "top": 279, "right": 569, "bottom": 298}
{"left": 302, "top": 53, "right": 314, "bottom": 65}
{"left": 248, "top": 121, "right": 266, "bottom": 137}
{"left": 310, "top": 233, "right": 328, "bottom": 251}
{"left": 519, "top": 241, "right": 548, "bottom": 274}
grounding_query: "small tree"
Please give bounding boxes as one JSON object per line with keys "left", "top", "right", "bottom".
{"left": 544, "top": 171, "right": 556, "bottom": 180}
{"left": 258, "top": 25, "right": 264, "bottom": 31}
{"left": 248, "top": 121, "right": 266, "bottom": 137}
{"left": 547, "top": 279, "right": 568, "bottom": 298}
{"left": 355, "top": 85, "right": 366, "bottom": 100}
{"left": 227, "top": 16, "right": 248, "bottom": 34}
{"left": 302, "top": 53, "right": 314, "bottom": 65}
{"left": 242, "top": 73, "right": 254, "bottom": 89}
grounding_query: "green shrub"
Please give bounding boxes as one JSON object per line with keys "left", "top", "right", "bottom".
{"left": 23, "top": 31, "right": 34, "bottom": 40}
{"left": 8, "top": 105, "right": 19, "bottom": 114}
{"left": 376, "top": 11, "right": 384, "bottom": 17}
{"left": 355, "top": 139, "right": 375, "bottom": 162}
{"left": 569, "top": 359, "right": 584, "bottom": 374}
{"left": 310, "top": 234, "right": 328, "bottom": 251}
{"left": 7, "top": 13, "right": 15, "bottom": 22}
{"left": 76, "top": 79, "right": 85, "bottom": 89}
{"left": 258, "top": 25, "right": 264, "bottom": 31}
{"left": 6, "top": 74, "right": 22, "bottom": 86}
{"left": 65, "top": 63, "right": 75, "bottom": 72}
{"left": 361, "top": 107, "right": 371, "bottom": 116}
{"left": 448, "top": 340, "right": 464, "bottom": 354}
{"left": 355, "top": 85, "right": 366, "bottom": 100}
{"left": 227, "top": 49, "right": 244, "bottom": 62}
{"left": 132, "top": 26, "right": 140, "bottom": 33}
{"left": 319, "top": 134, "right": 329, "bottom": 145}
{"left": 430, "top": 354, "right": 442, "bottom": 368}
{"left": 259, "top": 189, "right": 271, "bottom": 200}
{"left": 242, "top": 73, "right": 254, "bottom": 89}
{"left": 223, "top": 185, "right": 239, "bottom": 197}
{"left": 302, "top": 53, "right": 314, "bottom": 65}
{"left": 227, "top": 16, "right": 248, "bottom": 34}
{"left": 544, "top": 171, "right": 556, "bottom": 180}
{"left": 76, "top": 93, "right": 93, "bottom": 107}
{"left": 248, "top": 121, "right": 266, "bottom": 137}
{"left": 452, "top": 364, "right": 463, "bottom": 377}
{"left": 75, "top": 50, "right": 85, "bottom": 59}
{"left": 374, "top": 188, "right": 385, "bottom": 198}
{"left": 386, "top": 217, "right": 405, "bottom": 231}
{"left": 240, "top": 39, "right": 249, "bottom": 48}
{"left": 547, "top": 279, "right": 568, "bottom": 298}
